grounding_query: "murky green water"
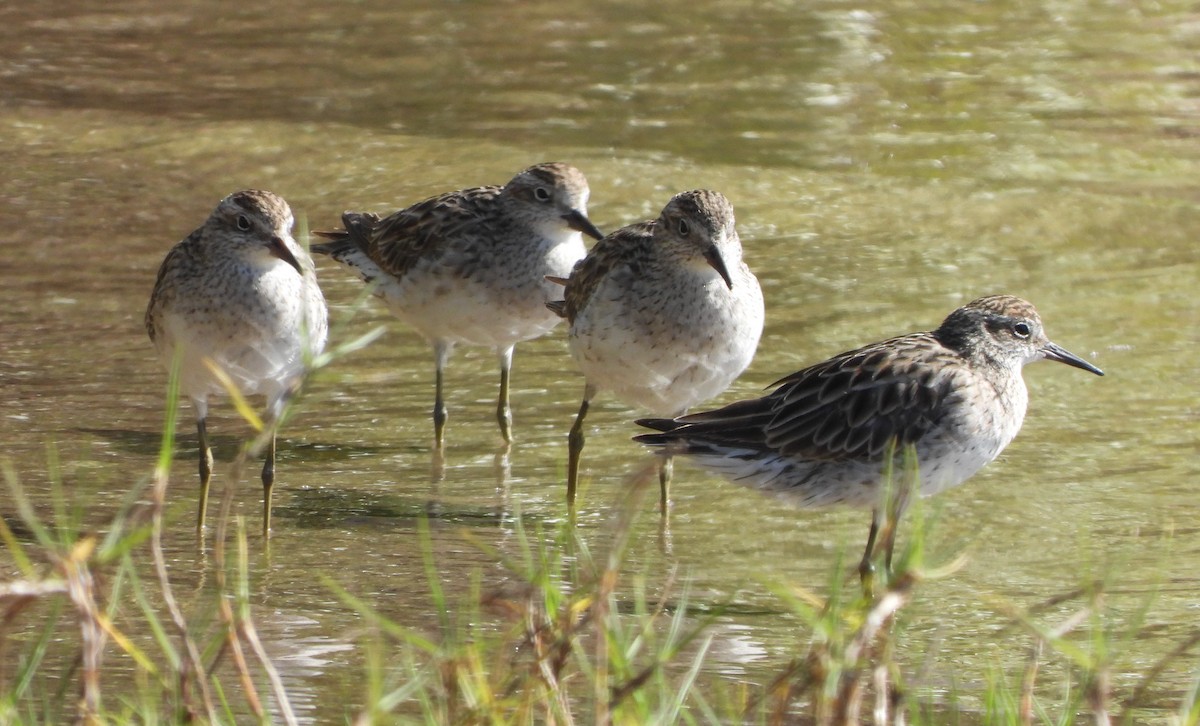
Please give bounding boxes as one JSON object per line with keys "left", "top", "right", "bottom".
{"left": 2, "top": 0, "right": 1198, "bottom": 721}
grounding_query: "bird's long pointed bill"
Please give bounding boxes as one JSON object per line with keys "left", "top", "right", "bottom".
{"left": 1043, "top": 341, "right": 1104, "bottom": 375}
{"left": 268, "top": 236, "right": 304, "bottom": 274}
{"left": 562, "top": 209, "right": 604, "bottom": 241}
{"left": 704, "top": 244, "right": 734, "bottom": 289}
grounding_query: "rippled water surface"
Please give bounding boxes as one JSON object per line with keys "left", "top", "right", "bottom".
{"left": 2, "top": 0, "right": 1198, "bottom": 722}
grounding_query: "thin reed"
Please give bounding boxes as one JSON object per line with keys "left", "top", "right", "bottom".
{"left": 0, "top": 331, "right": 1196, "bottom": 724}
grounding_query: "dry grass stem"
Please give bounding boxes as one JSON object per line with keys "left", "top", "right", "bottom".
{"left": 150, "top": 462, "right": 216, "bottom": 722}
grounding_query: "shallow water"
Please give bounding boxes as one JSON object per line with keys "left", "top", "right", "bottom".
{"left": 1, "top": 0, "right": 1199, "bottom": 721}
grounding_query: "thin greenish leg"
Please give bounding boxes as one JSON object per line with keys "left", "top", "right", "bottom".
{"left": 859, "top": 509, "right": 881, "bottom": 596}
{"left": 433, "top": 342, "right": 450, "bottom": 449}
{"left": 566, "top": 384, "right": 595, "bottom": 508}
{"left": 197, "top": 418, "right": 213, "bottom": 531}
{"left": 659, "top": 406, "right": 689, "bottom": 513}
{"left": 882, "top": 470, "right": 912, "bottom": 577}
{"left": 658, "top": 454, "right": 674, "bottom": 515}
{"left": 261, "top": 433, "right": 276, "bottom": 537}
{"left": 496, "top": 346, "right": 514, "bottom": 443}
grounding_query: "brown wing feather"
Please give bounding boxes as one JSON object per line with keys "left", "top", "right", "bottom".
{"left": 145, "top": 227, "right": 204, "bottom": 341}
{"left": 365, "top": 186, "right": 502, "bottom": 279}
{"left": 638, "top": 332, "right": 962, "bottom": 462}
{"left": 765, "top": 333, "right": 960, "bottom": 460}
{"left": 556, "top": 219, "right": 656, "bottom": 323}
{"left": 312, "top": 211, "right": 379, "bottom": 255}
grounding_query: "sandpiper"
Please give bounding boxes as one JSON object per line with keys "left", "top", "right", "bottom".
{"left": 635, "top": 295, "right": 1103, "bottom": 581}
{"left": 313, "top": 162, "right": 603, "bottom": 448}
{"left": 548, "top": 189, "right": 764, "bottom": 510}
{"left": 146, "top": 190, "right": 329, "bottom": 533}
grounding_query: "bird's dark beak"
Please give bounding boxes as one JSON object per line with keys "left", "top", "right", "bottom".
{"left": 704, "top": 244, "right": 734, "bottom": 289}
{"left": 268, "top": 236, "right": 304, "bottom": 275}
{"left": 562, "top": 209, "right": 604, "bottom": 241}
{"left": 1043, "top": 341, "right": 1104, "bottom": 376}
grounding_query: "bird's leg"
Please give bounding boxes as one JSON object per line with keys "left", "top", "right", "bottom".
{"left": 433, "top": 367, "right": 447, "bottom": 448}
{"left": 879, "top": 467, "right": 912, "bottom": 580}
{"left": 566, "top": 384, "right": 596, "bottom": 508}
{"left": 658, "top": 454, "right": 674, "bottom": 515}
{"left": 261, "top": 432, "right": 276, "bottom": 537}
{"left": 859, "top": 509, "right": 881, "bottom": 596}
{"left": 659, "top": 406, "right": 691, "bottom": 513}
{"left": 881, "top": 498, "right": 907, "bottom": 579}
{"left": 658, "top": 506, "right": 673, "bottom": 555}
{"left": 433, "top": 342, "right": 451, "bottom": 449}
{"left": 196, "top": 417, "right": 214, "bottom": 531}
{"left": 494, "top": 441, "right": 511, "bottom": 491}
{"left": 496, "top": 346, "right": 514, "bottom": 444}
{"left": 430, "top": 445, "right": 446, "bottom": 483}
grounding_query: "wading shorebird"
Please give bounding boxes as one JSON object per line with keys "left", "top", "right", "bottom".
{"left": 636, "top": 295, "right": 1103, "bottom": 583}
{"left": 314, "top": 163, "right": 603, "bottom": 449}
{"left": 549, "top": 190, "right": 764, "bottom": 510}
{"left": 146, "top": 189, "right": 328, "bottom": 533}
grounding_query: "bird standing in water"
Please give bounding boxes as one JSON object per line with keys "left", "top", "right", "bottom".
{"left": 314, "top": 163, "right": 603, "bottom": 449}
{"left": 636, "top": 295, "right": 1103, "bottom": 582}
{"left": 549, "top": 189, "right": 764, "bottom": 511}
{"left": 146, "top": 189, "right": 328, "bottom": 533}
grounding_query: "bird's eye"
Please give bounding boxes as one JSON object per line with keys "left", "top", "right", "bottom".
{"left": 1013, "top": 322, "right": 1031, "bottom": 338}
{"left": 677, "top": 219, "right": 690, "bottom": 236}
{"left": 534, "top": 187, "right": 551, "bottom": 202}
{"left": 236, "top": 215, "right": 252, "bottom": 232}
